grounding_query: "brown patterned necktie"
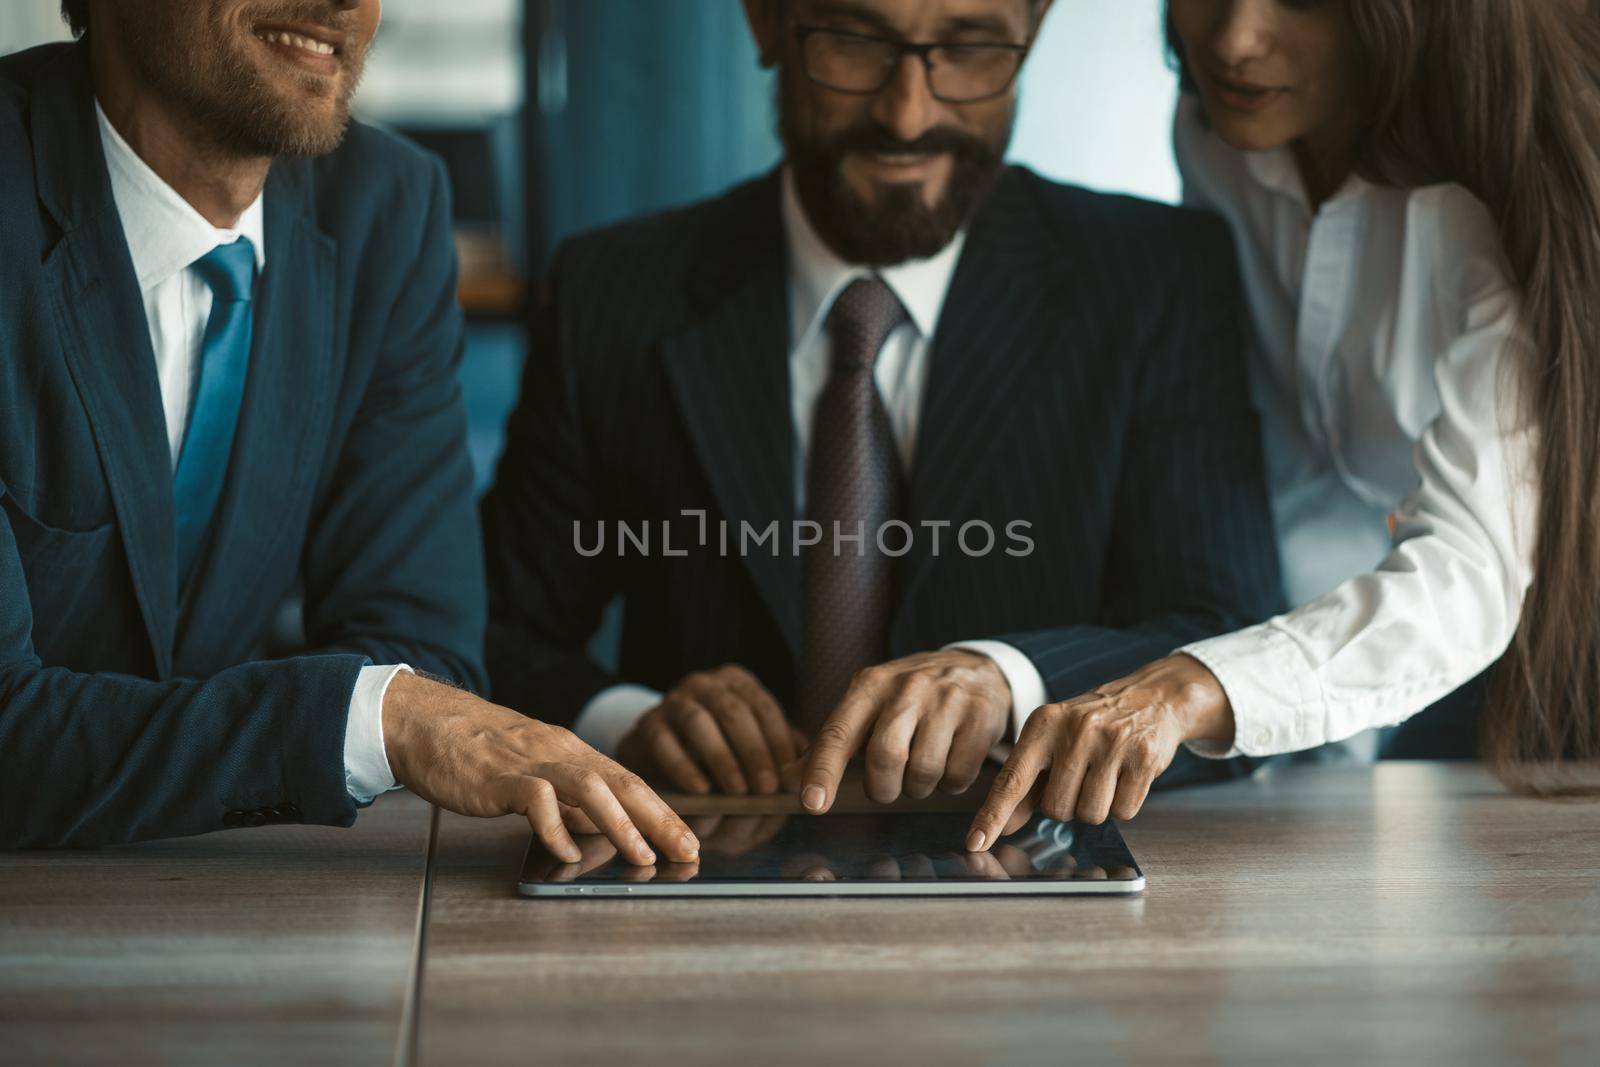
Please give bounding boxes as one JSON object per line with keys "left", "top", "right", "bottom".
{"left": 797, "top": 276, "right": 910, "bottom": 730}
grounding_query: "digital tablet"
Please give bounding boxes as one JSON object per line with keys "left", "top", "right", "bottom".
{"left": 517, "top": 811, "right": 1144, "bottom": 897}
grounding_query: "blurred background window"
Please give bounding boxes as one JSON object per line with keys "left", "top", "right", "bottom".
{"left": 2, "top": 0, "right": 1182, "bottom": 487}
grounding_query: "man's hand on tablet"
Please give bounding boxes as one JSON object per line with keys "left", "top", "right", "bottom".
{"left": 964, "top": 654, "right": 1234, "bottom": 851}
{"left": 616, "top": 665, "right": 804, "bottom": 796}
{"left": 798, "top": 650, "right": 1012, "bottom": 814}
{"left": 381, "top": 671, "right": 700, "bottom": 867}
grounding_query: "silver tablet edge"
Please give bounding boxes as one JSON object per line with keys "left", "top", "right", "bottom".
{"left": 517, "top": 875, "right": 1145, "bottom": 898}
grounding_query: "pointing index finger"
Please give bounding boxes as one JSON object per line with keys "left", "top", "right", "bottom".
{"left": 966, "top": 731, "right": 1049, "bottom": 852}
{"left": 800, "top": 678, "right": 883, "bottom": 813}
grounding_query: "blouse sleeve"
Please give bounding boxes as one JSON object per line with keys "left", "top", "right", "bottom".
{"left": 1180, "top": 188, "right": 1539, "bottom": 758}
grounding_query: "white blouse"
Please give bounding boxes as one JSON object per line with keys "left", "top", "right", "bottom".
{"left": 1170, "top": 95, "right": 1539, "bottom": 759}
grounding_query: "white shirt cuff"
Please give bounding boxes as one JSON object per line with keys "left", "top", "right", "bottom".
{"left": 573, "top": 684, "right": 663, "bottom": 756}
{"left": 945, "top": 640, "right": 1049, "bottom": 742}
{"left": 1180, "top": 626, "right": 1319, "bottom": 759}
{"left": 344, "top": 664, "right": 410, "bottom": 804}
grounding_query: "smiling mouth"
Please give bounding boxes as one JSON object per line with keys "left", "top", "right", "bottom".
{"left": 862, "top": 151, "right": 944, "bottom": 168}
{"left": 1213, "top": 73, "right": 1286, "bottom": 97}
{"left": 1203, "top": 70, "right": 1292, "bottom": 115}
{"left": 256, "top": 29, "right": 338, "bottom": 55}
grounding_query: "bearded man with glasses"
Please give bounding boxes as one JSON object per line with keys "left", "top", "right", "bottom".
{"left": 483, "top": 0, "right": 1282, "bottom": 825}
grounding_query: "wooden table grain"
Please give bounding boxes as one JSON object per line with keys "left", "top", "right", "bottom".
{"left": 0, "top": 791, "right": 434, "bottom": 1067}
{"left": 413, "top": 764, "right": 1600, "bottom": 1066}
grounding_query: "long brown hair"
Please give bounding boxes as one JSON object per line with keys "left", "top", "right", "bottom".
{"left": 1169, "top": 0, "right": 1600, "bottom": 794}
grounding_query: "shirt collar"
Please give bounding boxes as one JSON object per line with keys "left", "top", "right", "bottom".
{"left": 96, "top": 101, "right": 267, "bottom": 292}
{"left": 1241, "top": 140, "right": 1371, "bottom": 213}
{"left": 781, "top": 166, "right": 966, "bottom": 349}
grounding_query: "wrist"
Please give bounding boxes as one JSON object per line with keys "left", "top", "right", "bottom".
{"left": 953, "top": 652, "right": 1012, "bottom": 733}
{"left": 952, "top": 649, "right": 1009, "bottom": 696}
{"left": 380, "top": 670, "right": 433, "bottom": 786}
{"left": 1168, "top": 654, "right": 1234, "bottom": 745}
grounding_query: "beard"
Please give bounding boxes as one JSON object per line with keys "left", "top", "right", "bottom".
{"left": 118, "top": 1, "right": 371, "bottom": 159}
{"left": 778, "top": 68, "right": 1014, "bottom": 267}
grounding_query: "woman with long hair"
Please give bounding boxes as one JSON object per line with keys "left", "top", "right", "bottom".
{"left": 967, "top": 0, "right": 1600, "bottom": 849}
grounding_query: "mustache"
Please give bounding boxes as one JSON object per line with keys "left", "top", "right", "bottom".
{"left": 243, "top": 1, "right": 359, "bottom": 35}
{"left": 823, "top": 122, "right": 1000, "bottom": 163}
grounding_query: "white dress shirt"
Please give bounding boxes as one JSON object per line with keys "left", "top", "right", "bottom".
{"left": 571, "top": 168, "right": 1050, "bottom": 755}
{"left": 96, "top": 103, "right": 404, "bottom": 803}
{"left": 1168, "top": 96, "right": 1538, "bottom": 759}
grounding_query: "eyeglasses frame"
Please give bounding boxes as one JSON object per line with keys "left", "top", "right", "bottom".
{"left": 792, "top": 24, "right": 1034, "bottom": 104}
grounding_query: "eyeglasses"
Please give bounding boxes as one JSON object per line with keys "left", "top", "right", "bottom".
{"left": 794, "top": 26, "right": 1030, "bottom": 104}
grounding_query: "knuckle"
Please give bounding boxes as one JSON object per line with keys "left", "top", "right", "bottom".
{"left": 1129, "top": 738, "right": 1163, "bottom": 770}
{"left": 535, "top": 722, "right": 576, "bottom": 747}
{"left": 527, "top": 777, "right": 556, "bottom": 803}
{"left": 907, "top": 757, "right": 943, "bottom": 782}
{"left": 866, "top": 745, "right": 909, "bottom": 773}
{"left": 1021, "top": 706, "right": 1062, "bottom": 739}
{"left": 992, "top": 765, "right": 1030, "bottom": 798}
{"left": 682, "top": 705, "right": 718, "bottom": 731}
{"left": 857, "top": 664, "right": 892, "bottom": 688}
{"left": 880, "top": 702, "right": 919, "bottom": 728}
{"left": 1043, "top": 700, "right": 1074, "bottom": 722}
{"left": 574, "top": 769, "right": 608, "bottom": 794}
{"left": 1077, "top": 804, "right": 1110, "bottom": 825}
{"left": 1039, "top": 800, "right": 1074, "bottom": 822}
{"left": 611, "top": 768, "right": 648, "bottom": 794}
{"left": 816, "top": 720, "right": 855, "bottom": 748}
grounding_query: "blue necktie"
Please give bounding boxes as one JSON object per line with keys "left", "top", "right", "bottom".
{"left": 173, "top": 238, "right": 256, "bottom": 583}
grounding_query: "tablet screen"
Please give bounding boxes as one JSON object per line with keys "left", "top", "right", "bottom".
{"left": 518, "top": 812, "right": 1142, "bottom": 895}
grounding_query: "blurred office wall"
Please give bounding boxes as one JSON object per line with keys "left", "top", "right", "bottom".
{"left": 1014, "top": 1, "right": 1181, "bottom": 203}
{"left": 0, "top": 3, "right": 71, "bottom": 53}
{"left": 531, "top": 0, "right": 780, "bottom": 258}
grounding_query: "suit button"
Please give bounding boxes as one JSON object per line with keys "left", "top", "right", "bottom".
{"left": 223, "top": 811, "right": 246, "bottom": 828}
{"left": 243, "top": 810, "right": 268, "bottom": 827}
{"left": 274, "top": 803, "right": 302, "bottom": 822}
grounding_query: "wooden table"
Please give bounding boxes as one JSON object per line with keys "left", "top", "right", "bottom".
{"left": 5, "top": 767, "right": 1597, "bottom": 1065}
{"left": 0, "top": 791, "right": 434, "bottom": 1067}
{"left": 413, "top": 764, "right": 1600, "bottom": 1066}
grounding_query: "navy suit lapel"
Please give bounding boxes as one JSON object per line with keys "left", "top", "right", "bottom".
{"left": 661, "top": 173, "right": 802, "bottom": 656}
{"left": 31, "top": 47, "right": 179, "bottom": 675}
{"left": 896, "top": 170, "right": 1063, "bottom": 634}
{"left": 175, "top": 160, "right": 336, "bottom": 662}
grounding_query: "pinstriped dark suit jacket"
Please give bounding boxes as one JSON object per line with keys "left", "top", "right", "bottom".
{"left": 482, "top": 167, "right": 1285, "bottom": 727}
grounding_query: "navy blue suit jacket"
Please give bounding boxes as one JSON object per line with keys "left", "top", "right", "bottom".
{"left": 482, "top": 168, "right": 1285, "bottom": 727}
{"left": 0, "top": 44, "right": 486, "bottom": 847}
